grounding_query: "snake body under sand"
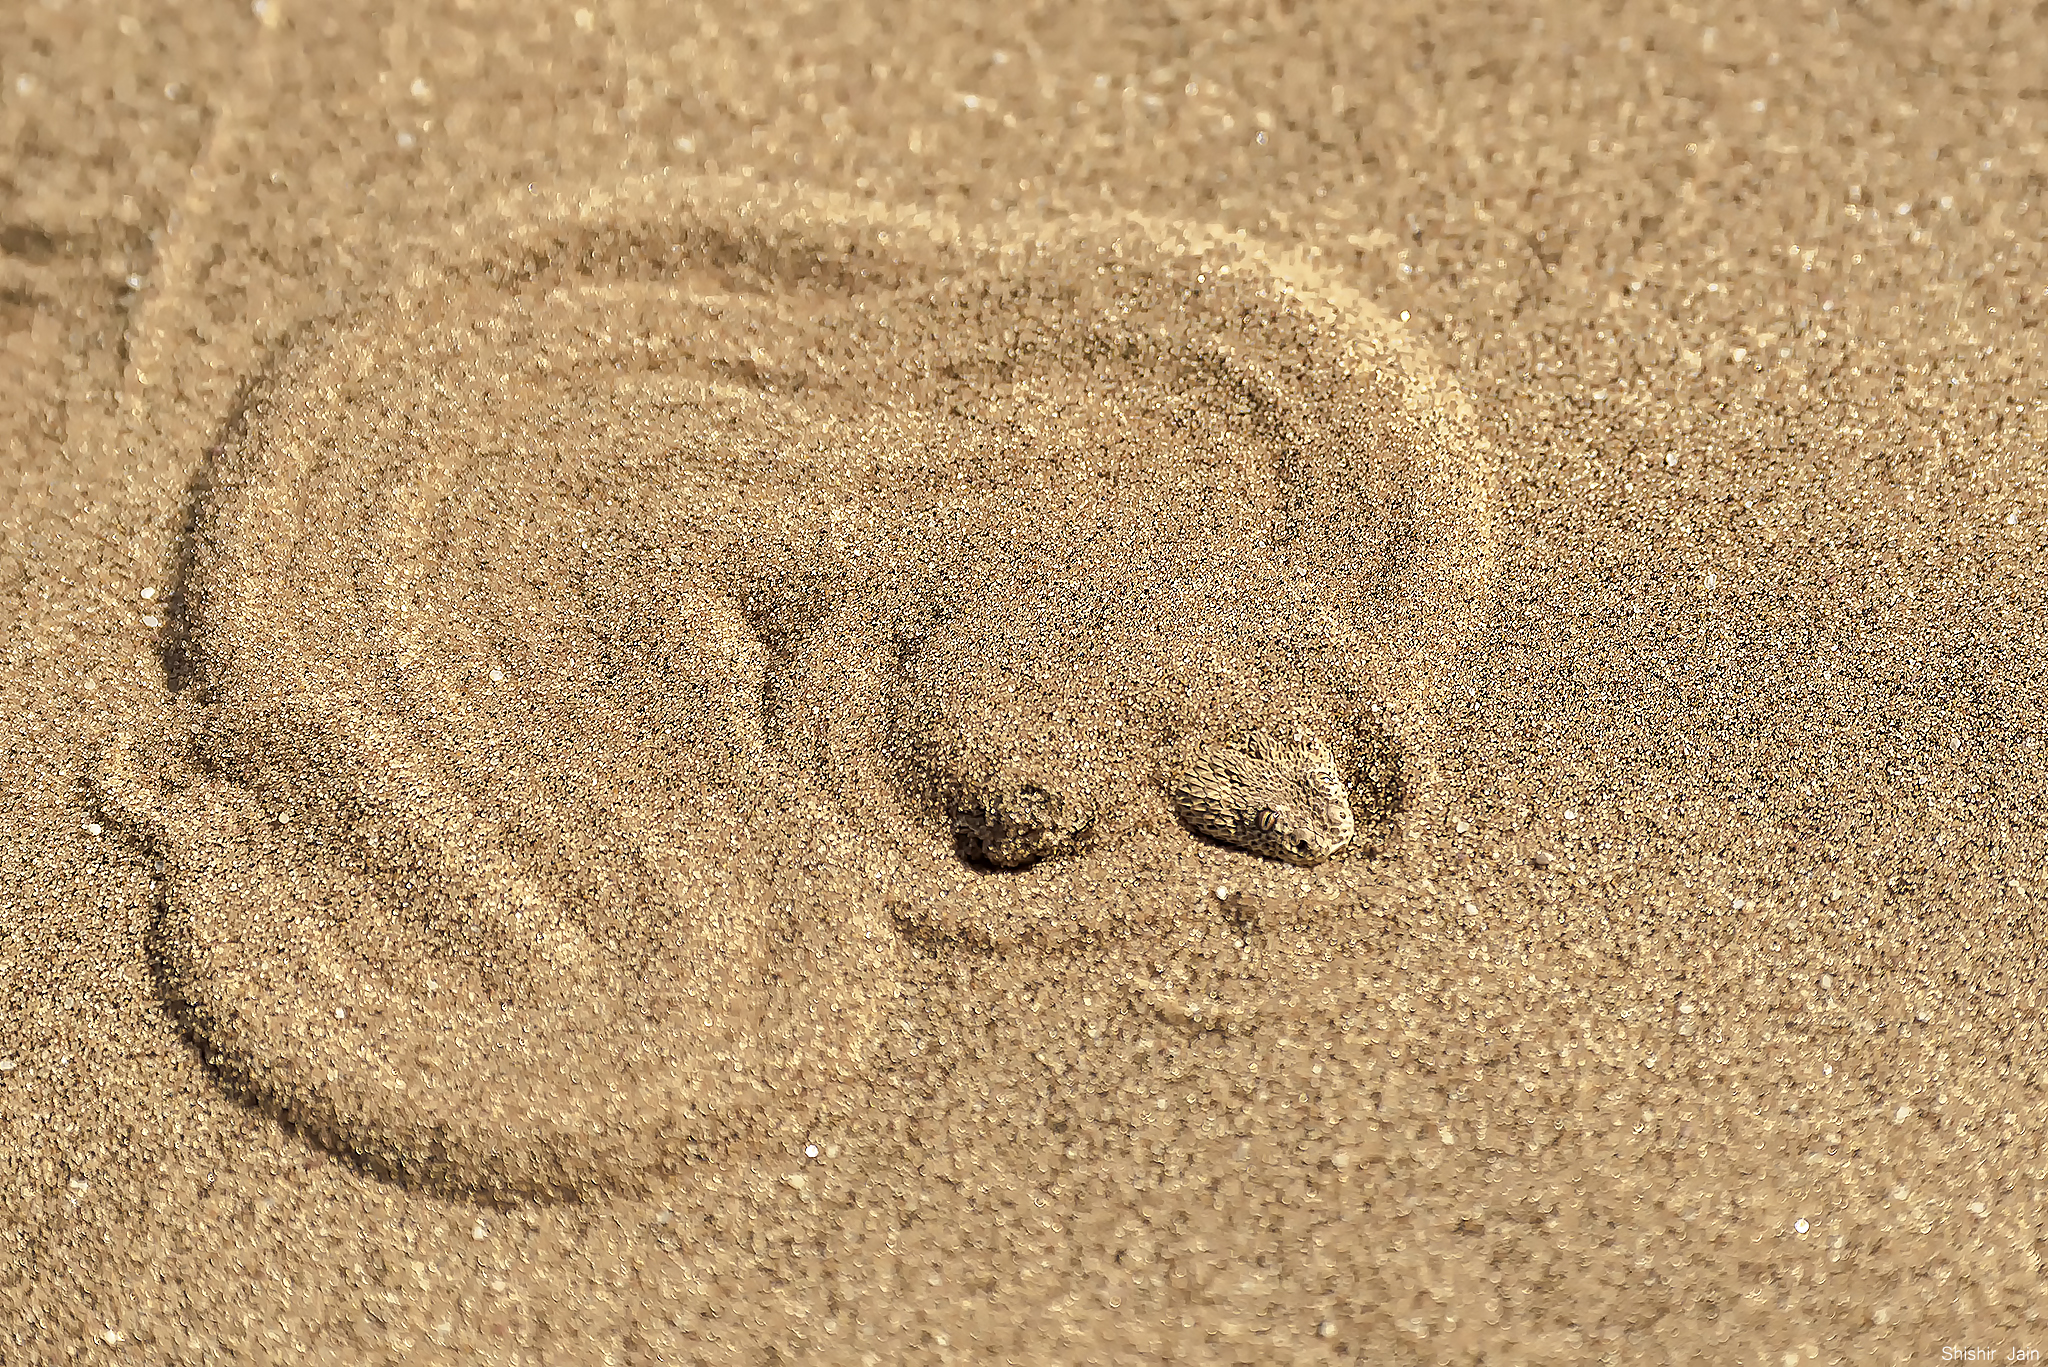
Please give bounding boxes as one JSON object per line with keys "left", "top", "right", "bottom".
{"left": 91, "top": 177, "right": 1496, "bottom": 1199}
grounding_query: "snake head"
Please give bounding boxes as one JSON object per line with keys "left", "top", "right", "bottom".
{"left": 1165, "top": 727, "right": 1355, "bottom": 866}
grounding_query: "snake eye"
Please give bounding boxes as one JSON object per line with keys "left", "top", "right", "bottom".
{"left": 1256, "top": 808, "right": 1277, "bottom": 833}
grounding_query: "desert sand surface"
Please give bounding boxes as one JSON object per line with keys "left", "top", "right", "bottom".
{"left": 2, "top": 0, "right": 2044, "bottom": 1361}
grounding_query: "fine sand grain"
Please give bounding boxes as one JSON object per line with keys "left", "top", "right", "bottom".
{"left": 4, "top": 0, "right": 2046, "bottom": 1361}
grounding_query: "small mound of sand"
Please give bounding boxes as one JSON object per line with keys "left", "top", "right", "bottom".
{"left": 92, "top": 178, "right": 1496, "bottom": 1198}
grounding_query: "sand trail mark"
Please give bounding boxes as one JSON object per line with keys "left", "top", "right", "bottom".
{"left": 92, "top": 178, "right": 1495, "bottom": 1198}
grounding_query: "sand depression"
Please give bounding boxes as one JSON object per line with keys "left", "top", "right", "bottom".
{"left": 89, "top": 180, "right": 1496, "bottom": 1201}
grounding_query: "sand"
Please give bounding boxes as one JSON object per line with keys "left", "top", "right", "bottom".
{"left": 2, "top": 0, "right": 2044, "bottom": 1361}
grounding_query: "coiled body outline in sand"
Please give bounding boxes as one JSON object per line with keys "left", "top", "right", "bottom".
{"left": 91, "top": 177, "right": 1497, "bottom": 1200}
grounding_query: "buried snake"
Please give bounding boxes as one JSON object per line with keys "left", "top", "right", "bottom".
{"left": 89, "top": 177, "right": 1493, "bottom": 1198}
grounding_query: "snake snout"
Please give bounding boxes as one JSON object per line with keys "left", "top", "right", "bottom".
{"left": 946, "top": 778, "right": 1093, "bottom": 869}
{"left": 1272, "top": 798, "right": 1354, "bottom": 866}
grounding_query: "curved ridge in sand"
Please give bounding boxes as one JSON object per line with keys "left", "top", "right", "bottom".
{"left": 92, "top": 178, "right": 1495, "bottom": 1199}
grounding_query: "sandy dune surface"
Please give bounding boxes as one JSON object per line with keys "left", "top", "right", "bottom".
{"left": 3, "top": 0, "right": 2045, "bottom": 1361}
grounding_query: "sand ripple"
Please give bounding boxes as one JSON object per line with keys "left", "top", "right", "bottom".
{"left": 92, "top": 178, "right": 1494, "bottom": 1199}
